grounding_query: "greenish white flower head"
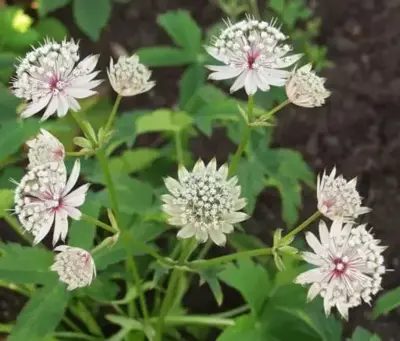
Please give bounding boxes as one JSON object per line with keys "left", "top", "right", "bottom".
{"left": 51, "top": 245, "right": 96, "bottom": 291}
{"left": 12, "top": 39, "right": 101, "bottom": 120}
{"left": 162, "top": 159, "right": 249, "bottom": 246}
{"left": 14, "top": 160, "right": 89, "bottom": 245}
{"left": 26, "top": 129, "right": 65, "bottom": 169}
{"left": 317, "top": 167, "right": 370, "bottom": 221}
{"left": 285, "top": 64, "right": 331, "bottom": 107}
{"left": 295, "top": 220, "right": 386, "bottom": 319}
{"left": 205, "top": 16, "right": 302, "bottom": 95}
{"left": 107, "top": 55, "right": 155, "bottom": 97}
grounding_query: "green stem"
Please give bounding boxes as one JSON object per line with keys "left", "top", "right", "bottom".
{"left": 258, "top": 99, "right": 291, "bottom": 122}
{"left": 81, "top": 214, "right": 115, "bottom": 233}
{"left": 191, "top": 247, "right": 272, "bottom": 269}
{"left": 197, "top": 240, "right": 212, "bottom": 260}
{"left": 174, "top": 131, "right": 184, "bottom": 165}
{"left": 4, "top": 212, "right": 33, "bottom": 244}
{"left": 215, "top": 305, "right": 250, "bottom": 318}
{"left": 151, "top": 315, "right": 234, "bottom": 328}
{"left": 97, "top": 149, "right": 121, "bottom": 223}
{"left": 228, "top": 95, "right": 254, "bottom": 176}
{"left": 155, "top": 239, "right": 196, "bottom": 341}
{"left": 71, "top": 111, "right": 96, "bottom": 146}
{"left": 105, "top": 95, "right": 122, "bottom": 132}
{"left": 280, "top": 210, "right": 321, "bottom": 245}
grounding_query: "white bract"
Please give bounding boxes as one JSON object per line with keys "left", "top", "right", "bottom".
{"left": 295, "top": 220, "right": 386, "bottom": 319}
{"left": 12, "top": 39, "right": 101, "bottom": 121}
{"left": 107, "top": 55, "right": 155, "bottom": 97}
{"left": 14, "top": 160, "right": 89, "bottom": 245}
{"left": 162, "top": 159, "right": 249, "bottom": 246}
{"left": 285, "top": 64, "right": 331, "bottom": 108}
{"left": 317, "top": 168, "right": 370, "bottom": 221}
{"left": 51, "top": 245, "right": 96, "bottom": 291}
{"left": 205, "top": 16, "right": 302, "bottom": 95}
{"left": 26, "top": 129, "right": 65, "bottom": 169}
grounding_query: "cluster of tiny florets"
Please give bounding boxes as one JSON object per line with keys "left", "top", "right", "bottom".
{"left": 162, "top": 159, "right": 248, "bottom": 246}
{"left": 107, "top": 55, "right": 155, "bottom": 97}
{"left": 206, "top": 16, "right": 302, "bottom": 95}
{"left": 317, "top": 168, "right": 370, "bottom": 221}
{"left": 12, "top": 38, "right": 101, "bottom": 120}
{"left": 51, "top": 246, "right": 96, "bottom": 291}
{"left": 286, "top": 64, "right": 331, "bottom": 108}
{"left": 296, "top": 220, "right": 386, "bottom": 319}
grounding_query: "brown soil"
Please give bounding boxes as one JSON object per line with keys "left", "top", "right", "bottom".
{"left": 2, "top": 0, "right": 400, "bottom": 340}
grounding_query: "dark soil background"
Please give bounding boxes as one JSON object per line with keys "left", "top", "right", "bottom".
{"left": 2, "top": 0, "right": 400, "bottom": 340}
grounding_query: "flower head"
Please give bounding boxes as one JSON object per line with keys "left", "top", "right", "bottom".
{"left": 51, "top": 245, "right": 96, "bottom": 290}
{"left": 295, "top": 220, "right": 386, "bottom": 319}
{"left": 12, "top": 39, "right": 101, "bottom": 121}
{"left": 107, "top": 55, "right": 155, "bottom": 97}
{"left": 285, "top": 64, "right": 331, "bottom": 107}
{"left": 205, "top": 16, "right": 302, "bottom": 95}
{"left": 317, "top": 168, "right": 370, "bottom": 221}
{"left": 162, "top": 159, "right": 249, "bottom": 246}
{"left": 26, "top": 129, "right": 65, "bottom": 169}
{"left": 14, "top": 160, "right": 89, "bottom": 245}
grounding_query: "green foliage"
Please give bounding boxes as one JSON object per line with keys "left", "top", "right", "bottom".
{"left": 38, "top": 0, "right": 71, "bottom": 17}
{"left": 9, "top": 282, "right": 70, "bottom": 341}
{"left": 0, "top": 243, "right": 56, "bottom": 285}
{"left": 73, "top": 0, "right": 111, "bottom": 41}
{"left": 372, "top": 286, "right": 400, "bottom": 319}
{"left": 349, "top": 327, "right": 381, "bottom": 341}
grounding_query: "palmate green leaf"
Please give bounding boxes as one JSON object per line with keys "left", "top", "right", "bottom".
{"left": 136, "top": 109, "right": 193, "bottom": 134}
{"left": 9, "top": 282, "right": 70, "bottom": 341}
{"left": 198, "top": 267, "right": 224, "bottom": 306}
{"left": 218, "top": 259, "right": 271, "bottom": 314}
{"left": 179, "top": 64, "right": 206, "bottom": 110}
{"left": 0, "top": 243, "right": 56, "bottom": 284}
{"left": 73, "top": 0, "right": 111, "bottom": 41}
{"left": 0, "top": 189, "right": 14, "bottom": 216}
{"left": 38, "top": 0, "right": 71, "bottom": 17}
{"left": 349, "top": 327, "right": 381, "bottom": 341}
{"left": 157, "top": 11, "right": 202, "bottom": 56}
{"left": 372, "top": 286, "right": 400, "bottom": 319}
{"left": 0, "top": 120, "right": 40, "bottom": 162}
{"left": 69, "top": 193, "right": 101, "bottom": 249}
{"left": 108, "top": 148, "right": 161, "bottom": 175}
{"left": 137, "top": 46, "right": 194, "bottom": 67}
{"left": 35, "top": 18, "right": 68, "bottom": 41}
{"left": 237, "top": 159, "right": 265, "bottom": 214}
{"left": 217, "top": 315, "right": 265, "bottom": 341}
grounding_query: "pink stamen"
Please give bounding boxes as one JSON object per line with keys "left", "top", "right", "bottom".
{"left": 247, "top": 51, "right": 260, "bottom": 69}
{"left": 333, "top": 258, "right": 348, "bottom": 277}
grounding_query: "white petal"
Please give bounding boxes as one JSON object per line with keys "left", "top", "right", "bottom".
{"left": 205, "top": 46, "right": 226, "bottom": 62}
{"left": 209, "top": 228, "right": 227, "bottom": 246}
{"left": 217, "top": 164, "right": 229, "bottom": 180}
{"left": 230, "top": 70, "right": 249, "bottom": 93}
{"left": 195, "top": 229, "right": 208, "bottom": 243}
{"left": 233, "top": 198, "right": 247, "bottom": 211}
{"left": 178, "top": 166, "right": 190, "bottom": 182}
{"left": 307, "top": 282, "right": 322, "bottom": 301}
{"left": 177, "top": 224, "right": 196, "bottom": 239}
{"left": 41, "top": 96, "right": 59, "bottom": 121}
{"left": 208, "top": 65, "right": 243, "bottom": 81}
{"left": 168, "top": 217, "right": 185, "bottom": 226}
{"left": 66, "top": 87, "right": 97, "bottom": 99}
{"left": 57, "top": 94, "right": 69, "bottom": 117}
{"left": 275, "top": 54, "right": 303, "bottom": 68}
{"left": 244, "top": 71, "right": 258, "bottom": 95}
{"left": 193, "top": 159, "right": 205, "bottom": 173}
{"left": 222, "top": 212, "right": 249, "bottom": 224}
{"left": 318, "top": 220, "right": 330, "bottom": 246}
{"left": 62, "top": 160, "right": 81, "bottom": 196}
{"left": 305, "top": 232, "right": 325, "bottom": 255}
{"left": 20, "top": 94, "right": 52, "bottom": 118}
{"left": 64, "top": 206, "right": 82, "bottom": 220}
{"left": 295, "top": 268, "right": 324, "bottom": 284}
{"left": 53, "top": 209, "right": 68, "bottom": 245}
{"left": 302, "top": 251, "right": 326, "bottom": 266}
{"left": 66, "top": 95, "right": 81, "bottom": 112}
{"left": 164, "top": 177, "right": 182, "bottom": 194}
{"left": 63, "top": 184, "right": 89, "bottom": 207}
{"left": 33, "top": 211, "right": 55, "bottom": 244}
{"left": 221, "top": 223, "right": 234, "bottom": 233}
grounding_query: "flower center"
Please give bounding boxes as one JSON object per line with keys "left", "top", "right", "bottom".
{"left": 333, "top": 258, "right": 347, "bottom": 276}
{"left": 49, "top": 76, "right": 65, "bottom": 93}
{"left": 247, "top": 51, "right": 259, "bottom": 69}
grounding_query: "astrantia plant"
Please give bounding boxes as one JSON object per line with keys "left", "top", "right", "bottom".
{"left": 0, "top": 8, "right": 391, "bottom": 341}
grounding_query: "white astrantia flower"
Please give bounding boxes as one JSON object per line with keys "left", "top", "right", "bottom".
{"left": 285, "top": 64, "right": 331, "bottom": 108}
{"left": 51, "top": 245, "right": 96, "bottom": 291}
{"left": 162, "top": 159, "right": 249, "bottom": 246}
{"left": 14, "top": 160, "right": 89, "bottom": 245}
{"left": 107, "top": 55, "right": 155, "bottom": 97}
{"left": 317, "top": 167, "right": 370, "bottom": 221}
{"left": 205, "top": 16, "right": 302, "bottom": 95}
{"left": 26, "top": 129, "right": 65, "bottom": 169}
{"left": 295, "top": 220, "right": 386, "bottom": 319}
{"left": 12, "top": 39, "right": 101, "bottom": 121}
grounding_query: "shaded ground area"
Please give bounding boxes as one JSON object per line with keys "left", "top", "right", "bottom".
{"left": 2, "top": 0, "right": 400, "bottom": 339}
